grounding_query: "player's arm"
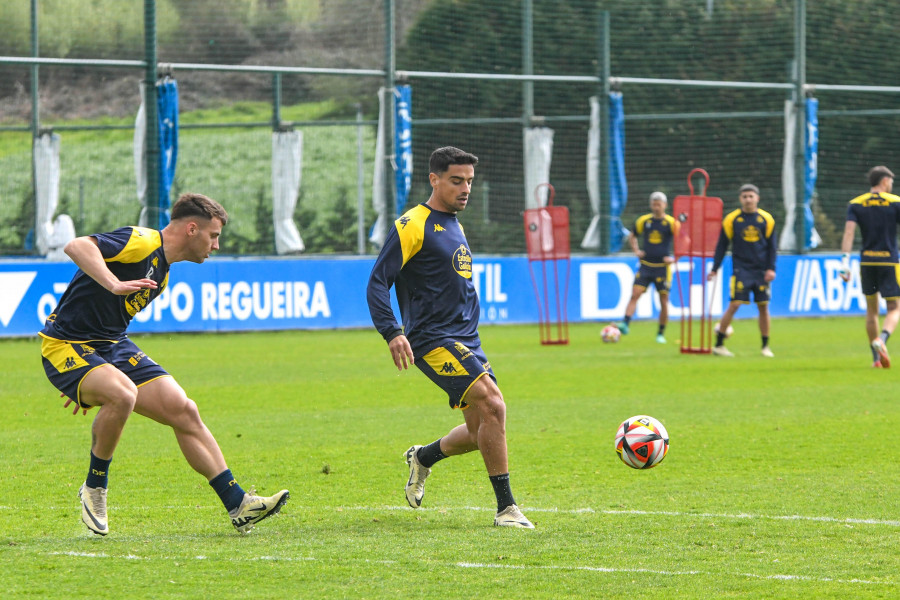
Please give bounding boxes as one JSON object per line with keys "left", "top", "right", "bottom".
{"left": 664, "top": 217, "right": 679, "bottom": 263}
{"left": 707, "top": 229, "right": 730, "bottom": 281}
{"left": 628, "top": 219, "right": 645, "bottom": 258}
{"left": 366, "top": 228, "right": 414, "bottom": 370}
{"left": 764, "top": 220, "right": 777, "bottom": 282}
{"left": 839, "top": 220, "right": 856, "bottom": 281}
{"left": 64, "top": 236, "right": 157, "bottom": 295}
{"left": 627, "top": 231, "right": 643, "bottom": 258}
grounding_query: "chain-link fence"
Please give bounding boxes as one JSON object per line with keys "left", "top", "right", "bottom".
{"left": 1, "top": 0, "right": 898, "bottom": 256}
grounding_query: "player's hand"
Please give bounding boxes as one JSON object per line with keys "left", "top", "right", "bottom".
{"left": 388, "top": 335, "right": 414, "bottom": 371}
{"left": 109, "top": 278, "right": 158, "bottom": 295}
{"left": 764, "top": 269, "right": 776, "bottom": 283}
{"left": 635, "top": 250, "right": 645, "bottom": 259}
{"left": 62, "top": 393, "right": 89, "bottom": 416}
{"left": 707, "top": 270, "right": 718, "bottom": 282}
{"left": 839, "top": 253, "right": 851, "bottom": 282}
{"left": 663, "top": 255, "right": 675, "bottom": 264}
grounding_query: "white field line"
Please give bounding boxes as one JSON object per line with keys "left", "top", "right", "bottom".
{"left": 42, "top": 552, "right": 896, "bottom": 587}
{"left": 455, "top": 562, "right": 895, "bottom": 586}
{"left": 8, "top": 504, "right": 900, "bottom": 527}
{"left": 314, "top": 505, "right": 900, "bottom": 528}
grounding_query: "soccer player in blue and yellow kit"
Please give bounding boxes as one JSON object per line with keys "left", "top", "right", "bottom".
{"left": 616, "top": 191, "right": 679, "bottom": 343}
{"left": 839, "top": 165, "right": 900, "bottom": 368}
{"left": 39, "top": 193, "right": 288, "bottom": 535}
{"left": 367, "top": 147, "right": 533, "bottom": 528}
{"left": 707, "top": 183, "right": 777, "bottom": 357}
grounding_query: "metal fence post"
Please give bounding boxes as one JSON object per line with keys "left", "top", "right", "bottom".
{"left": 794, "top": 0, "right": 806, "bottom": 254}
{"left": 272, "top": 72, "right": 282, "bottom": 130}
{"left": 356, "top": 103, "right": 365, "bottom": 255}
{"left": 30, "top": 0, "right": 39, "bottom": 252}
{"left": 522, "top": 0, "right": 533, "bottom": 127}
{"left": 384, "top": 0, "right": 396, "bottom": 222}
{"left": 144, "top": 0, "right": 161, "bottom": 229}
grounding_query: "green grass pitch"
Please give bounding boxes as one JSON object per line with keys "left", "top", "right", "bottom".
{"left": 1, "top": 317, "right": 898, "bottom": 598}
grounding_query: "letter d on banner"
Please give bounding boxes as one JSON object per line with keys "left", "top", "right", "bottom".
{"left": 394, "top": 85, "right": 412, "bottom": 217}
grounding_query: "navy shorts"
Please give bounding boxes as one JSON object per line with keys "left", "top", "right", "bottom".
{"left": 634, "top": 264, "right": 671, "bottom": 294}
{"left": 860, "top": 264, "right": 900, "bottom": 299}
{"left": 40, "top": 336, "right": 170, "bottom": 408}
{"left": 415, "top": 340, "right": 496, "bottom": 409}
{"left": 730, "top": 269, "right": 770, "bottom": 304}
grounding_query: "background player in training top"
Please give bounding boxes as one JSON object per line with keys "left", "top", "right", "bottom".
{"left": 839, "top": 165, "right": 900, "bottom": 367}
{"left": 616, "top": 191, "right": 679, "bottom": 344}
{"left": 707, "top": 183, "right": 777, "bottom": 358}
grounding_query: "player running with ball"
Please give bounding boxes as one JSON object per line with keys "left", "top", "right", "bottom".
{"left": 367, "top": 146, "right": 533, "bottom": 528}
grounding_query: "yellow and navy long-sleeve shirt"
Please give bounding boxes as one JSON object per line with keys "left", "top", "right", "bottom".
{"left": 367, "top": 203, "right": 480, "bottom": 356}
{"left": 40, "top": 226, "right": 169, "bottom": 342}
{"left": 712, "top": 209, "right": 777, "bottom": 273}
{"left": 632, "top": 213, "right": 678, "bottom": 266}
{"left": 846, "top": 191, "right": 900, "bottom": 265}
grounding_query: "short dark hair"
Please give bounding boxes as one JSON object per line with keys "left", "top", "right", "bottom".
{"left": 170, "top": 193, "right": 228, "bottom": 226}
{"left": 429, "top": 146, "right": 479, "bottom": 175}
{"left": 868, "top": 165, "right": 895, "bottom": 188}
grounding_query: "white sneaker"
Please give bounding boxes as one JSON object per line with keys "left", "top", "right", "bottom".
{"left": 403, "top": 445, "right": 431, "bottom": 508}
{"left": 712, "top": 345, "right": 734, "bottom": 357}
{"left": 229, "top": 488, "right": 290, "bottom": 533}
{"left": 78, "top": 483, "right": 109, "bottom": 536}
{"left": 494, "top": 504, "right": 534, "bottom": 529}
{"left": 761, "top": 346, "right": 775, "bottom": 358}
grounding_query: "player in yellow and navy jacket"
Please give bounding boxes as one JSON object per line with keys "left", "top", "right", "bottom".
{"left": 839, "top": 165, "right": 900, "bottom": 367}
{"left": 366, "top": 146, "right": 533, "bottom": 529}
{"left": 615, "top": 191, "right": 679, "bottom": 343}
{"left": 708, "top": 183, "right": 777, "bottom": 357}
{"left": 39, "top": 193, "right": 288, "bottom": 536}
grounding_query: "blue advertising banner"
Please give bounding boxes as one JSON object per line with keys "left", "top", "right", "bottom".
{"left": 157, "top": 78, "right": 178, "bottom": 229}
{"left": 394, "top": 84, "right": 412, "bottom": 217}
{"left": 0, "top": 254, "right": 872, "bottom": 338}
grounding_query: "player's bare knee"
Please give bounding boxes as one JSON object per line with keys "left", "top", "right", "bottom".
{"left": 478, "top": 394, "right": 506, "bottom": 427}
{"left": 172, "top": 397, "right": 204, "bottom": 430}
{"left": 104, "top": 380, "right": 138, "bottom": 412}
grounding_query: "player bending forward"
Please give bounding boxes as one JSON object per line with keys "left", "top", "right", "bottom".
{"left": 39, "top": 193, "right": 288, "bottom": 535}
{"left": 367, "top": 146, "right": 533, "bottom": 528}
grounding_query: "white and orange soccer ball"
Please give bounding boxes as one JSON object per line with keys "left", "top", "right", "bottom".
{"left": 614, "top": 415, "right": 669, "bottom": 469}
{"left": 601, "top": 325, "right": 621, "bottom": 343}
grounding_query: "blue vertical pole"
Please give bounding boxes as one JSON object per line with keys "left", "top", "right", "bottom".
{"left": 599, "top": 11, "right": 610, "bottom": 255}
{"left": 803, "top": 97, "right": 818, "bottom": 249}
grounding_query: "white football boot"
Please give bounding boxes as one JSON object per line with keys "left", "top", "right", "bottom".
{"left": 229, "top": 488, "right": 290, "bottom": 533}
{"left": 494, "top": 504, "right": 534, "bottom": 529}
{"left": 78, "top": 483, "right": 109, "bottom": 536}
{"left": 403, "top": 445, "right": 431, "bottom": 508}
